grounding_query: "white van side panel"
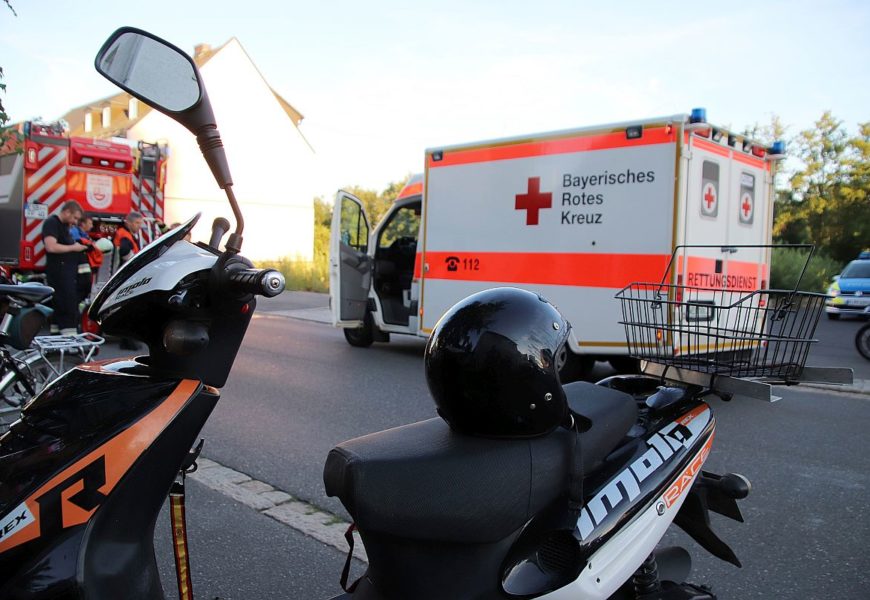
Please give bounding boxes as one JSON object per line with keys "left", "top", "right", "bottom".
{"left": 420, "top": 126, "right": 679, "bottom": 353}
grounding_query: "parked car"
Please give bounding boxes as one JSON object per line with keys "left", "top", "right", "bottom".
{"left": 826, "top": 252, "right": 870, "bottom": 319}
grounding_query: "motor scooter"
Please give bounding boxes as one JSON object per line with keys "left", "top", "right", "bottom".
{"left": 0, "top": 27, "right": 837, "bottom": 600}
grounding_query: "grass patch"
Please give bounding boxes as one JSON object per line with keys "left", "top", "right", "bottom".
{"left": 256, "top": 255, "right": 328, "bottom": 293}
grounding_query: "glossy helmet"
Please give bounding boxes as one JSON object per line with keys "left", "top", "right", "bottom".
{"left": 424, "top": 287, "right": 571, "bottom": 438}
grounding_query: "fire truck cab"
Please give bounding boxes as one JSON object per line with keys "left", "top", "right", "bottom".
{"left": 0, "top": 120, "right": 167, "bottom": 281}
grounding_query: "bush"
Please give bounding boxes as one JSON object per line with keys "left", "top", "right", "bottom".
{"left": 256, "top": 254, "right": 328, "bottom": 293}
{"left": 770, "top": 247, "right": 841, "bottom": 292}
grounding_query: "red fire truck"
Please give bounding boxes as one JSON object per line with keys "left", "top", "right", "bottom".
{"left": 0, "top": 120, "right": 168, "bottom": 279}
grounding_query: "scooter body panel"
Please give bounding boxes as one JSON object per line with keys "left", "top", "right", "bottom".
{"left": 0, "top": 358, "right": 214, "bottom": 599}
{"left": 501, "top": 402, "right": 715, "bottom": 598}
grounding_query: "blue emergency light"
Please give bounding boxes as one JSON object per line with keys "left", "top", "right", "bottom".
{"left": 690, "top": 108, "right": 707, "bottom": 124}
{"left": 771, "top": 140, "right": 786, "bottom": 155}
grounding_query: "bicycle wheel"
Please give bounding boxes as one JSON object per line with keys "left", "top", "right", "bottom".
{"left": 0, "top": 352, "right": 54, "bottom": 432}
{"left": 856, "top": 324, "right": 870, "bottom": 361}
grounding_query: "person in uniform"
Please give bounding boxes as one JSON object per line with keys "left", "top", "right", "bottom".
{"left": 41, "top": 200, "right": 87, "bottom": 335}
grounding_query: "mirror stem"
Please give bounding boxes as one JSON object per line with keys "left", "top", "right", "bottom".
{"left": 196, "top": 124, "right": 233, "bottom": 189}
{"left": 224, "top": 185, "right": 244, "bottom": 254}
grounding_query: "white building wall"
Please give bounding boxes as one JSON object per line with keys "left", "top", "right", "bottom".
{"left": 129, "top": 39, "right": 315, "bottom": 261}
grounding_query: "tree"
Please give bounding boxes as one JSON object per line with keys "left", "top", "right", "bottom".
{"left": 773, "top": 112, "right": 869, "bottom": 264}
{"left": 0, "top": 2, "right": 17, "bottom": 148}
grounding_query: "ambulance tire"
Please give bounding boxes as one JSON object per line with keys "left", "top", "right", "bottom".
{"left": 557, "top": 347, "right": 595, "bottom": 383}
{"left": 343, "top": 313, "right": 375, "bottom": 348}
{"left": 608, "top": 357, "right": 641, "bottom": 374}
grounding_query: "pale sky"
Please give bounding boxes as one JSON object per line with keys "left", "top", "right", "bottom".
{"left": 2, "top": 0, "right": 868, "bottom": 200}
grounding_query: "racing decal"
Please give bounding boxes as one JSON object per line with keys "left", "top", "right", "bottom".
{"left": 424, "top": 251, "right": 669, "bottom": 288}
{"left": 576, "top": 405, "right": 712, "bottom": 540}
{"left": 701, "top": 161, "right": 719, "bottom": 218}
{"left": 663, "top": 433, "right": 714, "bottom": 508}
{"left": 0, "top": 503, "right": 35, "bottom": 542}
{"left": 0, "top": 379, "right": 200, "bottom": 555}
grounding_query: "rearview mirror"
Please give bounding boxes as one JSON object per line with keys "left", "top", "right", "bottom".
{"left": 96, "top": 30, "right": 201, "bottom": 113}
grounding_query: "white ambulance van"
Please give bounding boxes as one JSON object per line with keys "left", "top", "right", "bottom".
{"left": 329, "top": 109, "right": 784, "bottom": 377}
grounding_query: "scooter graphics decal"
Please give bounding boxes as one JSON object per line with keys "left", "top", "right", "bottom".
{"left": 576, "top": 405, "right": 711, "bottom": 540}
{"left": 663, "top": 432, "right": 714, "bottom": 508}
{"left": 0, "top": 378, "right": 200, "bottom": 555}
{"left": 0, "top": 503, "right": 35, "bottom": 542}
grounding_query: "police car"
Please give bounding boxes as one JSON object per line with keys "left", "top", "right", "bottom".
{"left": 826, "top": 251, "right": 870, "bottom": 319}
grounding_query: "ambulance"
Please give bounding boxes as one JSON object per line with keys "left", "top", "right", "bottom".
{"left": 329, "top": 109, "right": 784, "bottom": 377}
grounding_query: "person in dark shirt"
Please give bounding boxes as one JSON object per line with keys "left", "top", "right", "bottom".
{"left": 42, "top": 200, "right": 87, "bottom": 334}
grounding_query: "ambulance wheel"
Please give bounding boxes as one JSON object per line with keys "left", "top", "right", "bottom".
{"left": 343, "top": 313, "right": 375, "bottom": 348}
{"left": 608, "top": 357, "right": 640, "bottom": 374}
{"left": 556, "top": 346, "right": 594, "bottom": 383}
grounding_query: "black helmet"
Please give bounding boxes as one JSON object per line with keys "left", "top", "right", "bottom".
{"left": 424, "top": 287, "right": 571, "bottom": 438}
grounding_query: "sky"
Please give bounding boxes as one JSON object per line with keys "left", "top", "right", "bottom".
{"left": 2, "top": 0, "right": 869, "bottom": 201}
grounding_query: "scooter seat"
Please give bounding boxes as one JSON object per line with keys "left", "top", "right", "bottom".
{"left": 323, "top": 382, "right": 637, "bottom": 544}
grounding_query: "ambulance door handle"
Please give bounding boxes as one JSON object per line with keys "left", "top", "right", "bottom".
{"left": 424, "top": 263, "right": 430, "bottom": 273}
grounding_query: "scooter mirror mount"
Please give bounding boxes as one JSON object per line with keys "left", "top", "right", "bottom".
{"left": 95, "top": 26, "right": 244, "bottom": 254}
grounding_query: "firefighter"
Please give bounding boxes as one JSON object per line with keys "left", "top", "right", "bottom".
{"left": 112, "top": 211, "right": 145, "bottom": 350}
{"left": 41, "top": 200, "right": 87, "bottom": 335}
{"left": 112, "top": 211, "right": 144, "bottom": 272}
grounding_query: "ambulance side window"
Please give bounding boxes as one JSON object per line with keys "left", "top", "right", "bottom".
{"left": 340, "top": 198, "right": 368, "bottom": 252}
{"left": 379, "top": 205, "right": 420, "bottom": 249}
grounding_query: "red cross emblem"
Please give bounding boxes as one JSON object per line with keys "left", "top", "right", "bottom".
{"left": 740, "top": 192, "right": 753, "bottom": 223}
{"left": 701, "top": 183, "right": 717, "bottom": 215}
{"left": 515, "top": 177, "right": 552, "bottom": 225}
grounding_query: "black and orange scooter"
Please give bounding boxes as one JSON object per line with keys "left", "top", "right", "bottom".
{"left": 0, "top": 28, "right": 285, "bottom": 599}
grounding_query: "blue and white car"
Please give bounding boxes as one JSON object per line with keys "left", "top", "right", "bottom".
{"left": 826, "top": 253, "right": 870, "bottom": 319}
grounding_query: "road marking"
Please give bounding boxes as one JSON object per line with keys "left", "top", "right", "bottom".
{"left": 255, "top": 307, "right": 332, "bottom": 324}
{"left": 190, "top": 457, "right": 367, "bottom": 563}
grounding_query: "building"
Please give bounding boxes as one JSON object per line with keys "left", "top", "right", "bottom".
{"left": 62, "top": 38, "right": 315, "bottom": 262}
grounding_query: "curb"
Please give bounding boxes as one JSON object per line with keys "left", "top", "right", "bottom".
{"left": 794, "top": 378, "right": 870, "bottom": 396}
{"left": 190, "top": 458, "right": 367, "bottom": 563}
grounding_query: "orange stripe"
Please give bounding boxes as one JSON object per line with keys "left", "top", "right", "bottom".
{"left": 0, "top": 378, "right": 200, "bottom": 554}
{"left": 423, "top": 251, "right": 670, "bottom": 288}
{"left": 732, "top": 150, "right": 767, "bottom": 170}
{"left": 691, "top": 137, "right": 730, "bottom": 158}
{"left": 428, "top": 126, "right": 676, "bottom": 169}
{"left": 680, "top": 256, "right": 763, "bottom": 292}
{"left": 397, "top": 181, "right": 423, "bottom": 199}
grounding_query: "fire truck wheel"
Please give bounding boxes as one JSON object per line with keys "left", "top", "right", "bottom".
{"left": 556, "top": 346, "right": 594, "bottom": 383}
{"left": 343, "top": 312, "right": 375, "bottom": 348}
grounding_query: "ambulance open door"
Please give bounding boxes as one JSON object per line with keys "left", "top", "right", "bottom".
{"left": 329, "top": 191, "right": 372, "bottom": 327}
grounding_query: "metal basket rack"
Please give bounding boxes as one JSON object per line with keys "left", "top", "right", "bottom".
{"left": 32, "top": 332, "right": 105, "bottom": 375}
{"left": 615, "top": 245, "right": 827, "bottom": 382}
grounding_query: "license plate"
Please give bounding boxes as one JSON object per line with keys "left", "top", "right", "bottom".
{"left": 24, "top": 203, "right": 49, "bottom": 220}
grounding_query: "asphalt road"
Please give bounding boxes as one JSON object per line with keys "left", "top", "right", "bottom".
{"left": 117, "top": 292, "right": 870, "bottom": 598}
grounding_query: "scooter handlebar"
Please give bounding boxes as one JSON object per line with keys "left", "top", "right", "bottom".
{"left": 225, "top": 268, "right": 285, "bottom": 298}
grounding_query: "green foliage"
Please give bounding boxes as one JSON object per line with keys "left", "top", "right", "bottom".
{"left": 256, "top": 255, "right": 329, "bottom": 293}
{"left": 769, "top": 247, "right": 841, "bottom": 293}
{"left": 259, "top": 177, "right": 411, "bottom": 292}
{"left": 772, "top": 112, "right": 870, "bottom": 264}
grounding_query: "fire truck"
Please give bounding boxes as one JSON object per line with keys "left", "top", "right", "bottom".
{"left": 0, "top": 120, "right": 168, "bottom": 281}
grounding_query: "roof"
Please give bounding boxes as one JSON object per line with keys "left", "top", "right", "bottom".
{"left": 61, "top": 37, "right": 305, "bottom": 139}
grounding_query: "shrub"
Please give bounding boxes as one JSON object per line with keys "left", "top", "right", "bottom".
{"left": 770, "top": 247, "right": 841, "bottom": 292}
{"left": 256, "top": 254, "right": 328, "bottom": 293}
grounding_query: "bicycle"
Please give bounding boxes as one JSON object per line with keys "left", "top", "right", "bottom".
{"left": 0, "top": 282, "right": 104, "bottom": 432}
